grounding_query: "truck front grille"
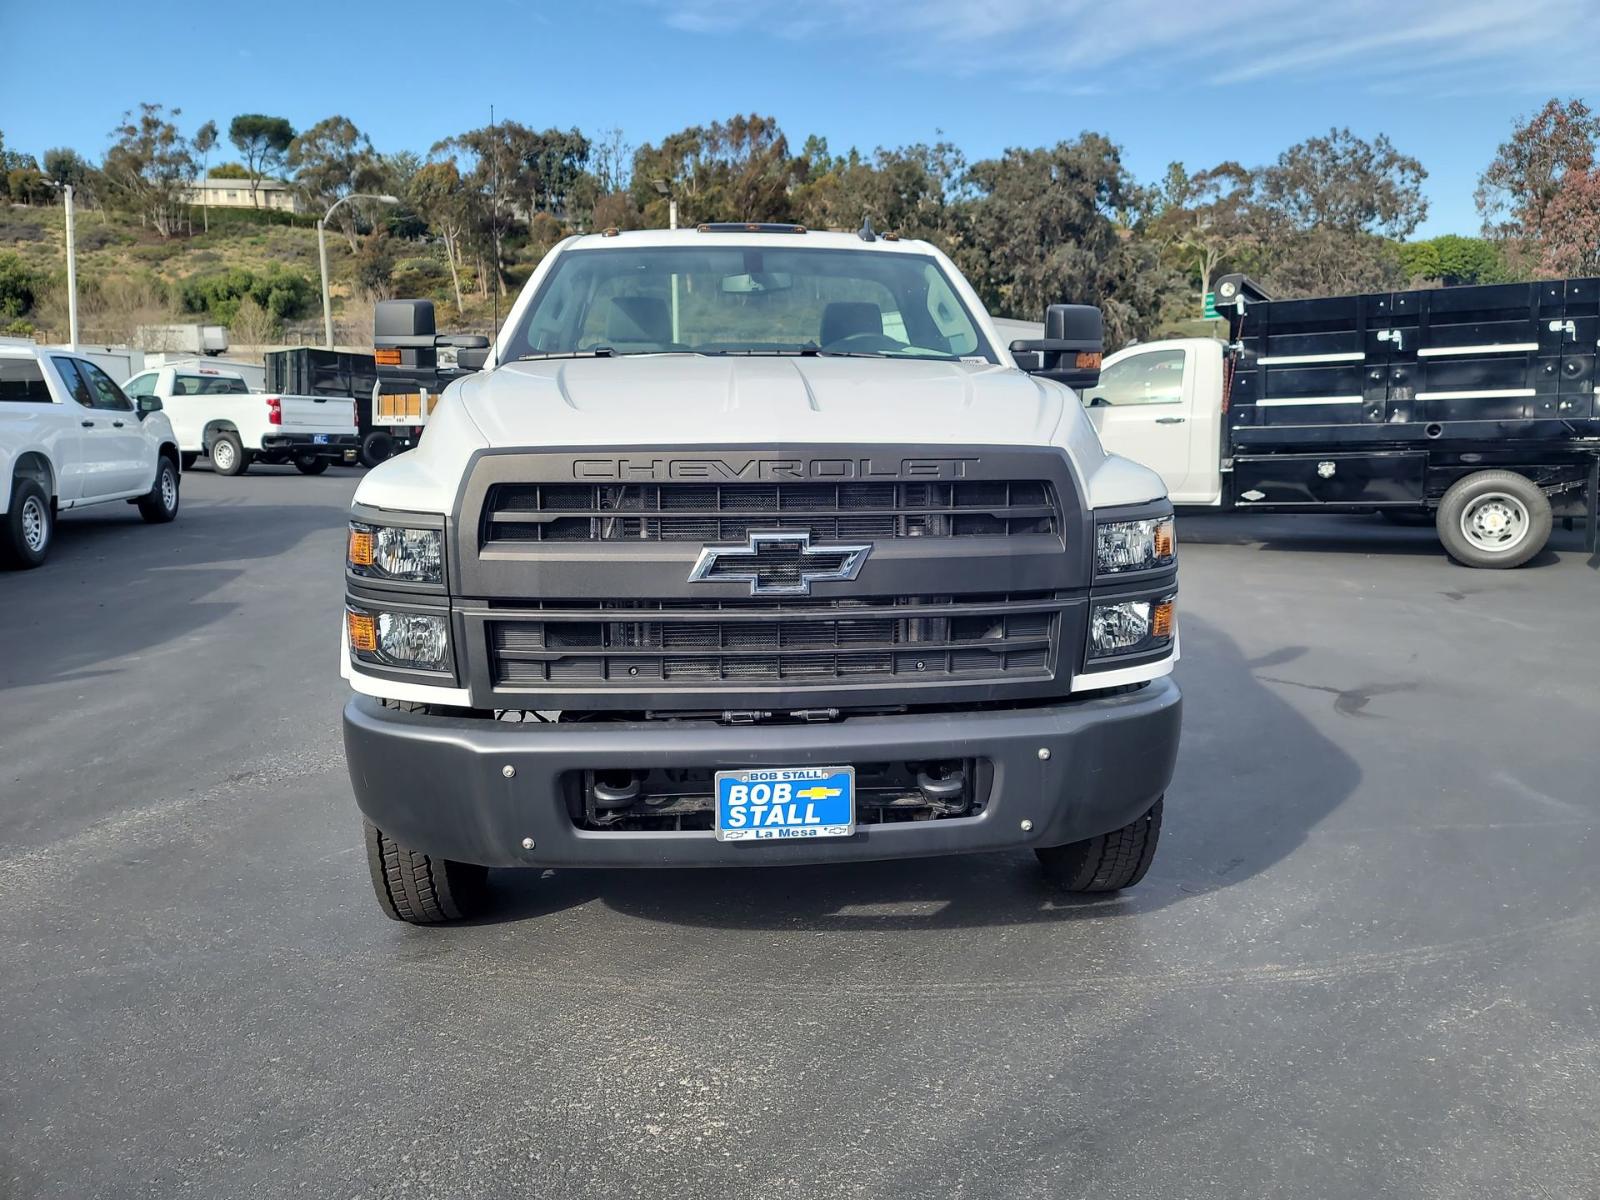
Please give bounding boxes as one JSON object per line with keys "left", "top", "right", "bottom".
{"left": 482, "top": 480, "right": 1057, "bottom": 545}
{"left": 485, "top": 594, "right": 1059, "bottom": 687}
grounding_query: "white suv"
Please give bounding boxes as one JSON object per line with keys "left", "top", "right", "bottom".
{"left": 0, "top": 344, "right": 181, "bottom": 568}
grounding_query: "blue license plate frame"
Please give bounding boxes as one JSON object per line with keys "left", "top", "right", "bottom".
{"left": 714, "top": 766, "right": 855, "bottom": 842}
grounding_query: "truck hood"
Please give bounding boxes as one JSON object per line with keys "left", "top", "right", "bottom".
{"left": 353, "top": 355, "right": 1166, "bottom": 514}
{"left": 458, "top": 355, "right": 1064, "bottom": 447}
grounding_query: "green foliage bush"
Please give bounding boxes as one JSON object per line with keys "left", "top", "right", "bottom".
{"left": 391, "top": 255, "right": 447, "bottom": 298}
{"left": 178, "top": 265, "right": 317, "bottom": 324}
{"left": 1398, "top": 235, "right": 1508, "bottom": 285}
{"left": 0, "top": 251, "right": 40, "bottom": 317}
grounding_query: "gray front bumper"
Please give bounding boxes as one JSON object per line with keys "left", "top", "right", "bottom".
{"left": 342, "top": 677, "right": 1181, "bottom": 869}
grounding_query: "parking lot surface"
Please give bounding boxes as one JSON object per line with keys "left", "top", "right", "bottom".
{"left": 3, "top": 468, "right": 1597, "bottom": 1199}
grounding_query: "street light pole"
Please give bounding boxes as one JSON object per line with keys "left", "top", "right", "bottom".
{"left": 317, "top": 192, "right": 400, "bottom": 351}
{"left": 62, "top": 185, "right": 78, "bottom": 352}
{"left": 46, "top": 182, "right": 79, "bottom": 350}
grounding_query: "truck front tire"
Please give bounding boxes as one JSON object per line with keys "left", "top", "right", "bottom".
{"left": 210, "top": 432, "right": 249, "bottom": 476}
{"left": 1, "top": 477, "right": 52, "bottom": 569}
{"left": 1036, "top": 797, "right": 1163, "bottom": 893}
{"left": 137, "top": 455, "right": 180, "bottom": 524}
{"left": 1436, "top": 470, "right": 1551, "bottom": 569}
{"left": 364, "top": 819, "right": 489, "bottom": 924}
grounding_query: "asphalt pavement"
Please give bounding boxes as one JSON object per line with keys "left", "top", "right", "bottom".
{"left": 2, "top": 466, "right": 1597, "bottom": 1199}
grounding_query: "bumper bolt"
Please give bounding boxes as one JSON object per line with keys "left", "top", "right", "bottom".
{"left": 1020, "top": 819, "right": 1034, "bottom": 832}
{"left": 521, "top": 837, "right": 536, "bottom": 851}
{"left": 1037, "top": 747, "right": 1051, "bottom": 761}
{"left": 502, "top": 764, "right": 516, "bottom": 779}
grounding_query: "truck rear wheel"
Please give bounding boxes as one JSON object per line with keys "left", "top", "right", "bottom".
{"left": 210, "top": 432, "right": 249, "bottom": 476}
{"left": 364, "top": 819, "right": 489, "bottom": 924}
{"left": 1036, "top": 797, "right": 1163, "bottom": 893}
{"left": 293, "top": 453, "right": 329, "bottom": 475}
{"left": 1436, "top": 470, "right": 1551, "bottom": 569}
{"left": 2, "top": 477, "right": 52, "bottom": 569}
{"left": 361, "top": 431, "right": 396, "bottom": 467}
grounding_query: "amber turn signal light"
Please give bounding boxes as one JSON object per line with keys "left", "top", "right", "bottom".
{"left": 1151, "top": 600, "right": 1175, "bottom": 640}
{"left": 374, "top": 348, "right": 402, "bottom": 366}
{"left": 347, "top": 610, "right": 377, "bottom": 653}
{"left": 348, "top": 526, "right": 375, "bottom": 568}
{"left": 1153, "top": 520, "right": 1175, "bottom": 560}
{"left": 1075, "top": 351, "right": 1102, "bottom": 370}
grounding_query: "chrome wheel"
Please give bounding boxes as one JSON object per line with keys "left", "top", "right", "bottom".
{"left": 213, "top": 440, "right": 235, "bottom": 471}
{"left": 21, "top": 495, "right": 46, "bottom": 552}
{"left": 159, "top": 464, "right": 178, "bottom": 511}
{"left": 1459, "top": 491, "right": 1529, "bottom": 554}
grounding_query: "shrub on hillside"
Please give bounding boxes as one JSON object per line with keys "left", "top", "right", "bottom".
{"left": 76, "top": 224, "right": 132, "bottom": 252}
{"left": 178, "top": 265, "right": 317, "bottom": 325}
{"left": 391, "top": 255, "right": 448, "bottom": 298}
{"left": 0, "top": 252, "right": 40, "bottom": 318}
{"left": 0, "top": 211, "right": 47, "bottom": 243}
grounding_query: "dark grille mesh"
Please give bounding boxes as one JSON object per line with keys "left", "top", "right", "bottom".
{"left": 486, "top": 598, "right": 1057, "bottom": 688}
{"left": 482, "top": 480, "right": 1056, "bottom": 544}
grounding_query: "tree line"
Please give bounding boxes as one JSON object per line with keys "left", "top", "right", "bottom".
{"left": 2, "top": 98, "right": 1598, "bottom": 342}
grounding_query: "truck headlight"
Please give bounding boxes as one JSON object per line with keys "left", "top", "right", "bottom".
{"left": 1096, "top": 516, "right": 1175, "bottom": 574}
{"left": 1088, "top": 596, "right": 1175, "bottom": 659}
{"left": 348, "top": 521, "right": 443, "bottom": 584}
{"left": 347, "top": 606, "right": 451, "bottom": 673}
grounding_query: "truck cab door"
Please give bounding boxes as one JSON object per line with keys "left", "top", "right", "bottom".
{"left": 75, "top": 359, "right": 151, "bottom": 495}
{"left": 1083, "top": 346, "right": 1196, "bottom": 498}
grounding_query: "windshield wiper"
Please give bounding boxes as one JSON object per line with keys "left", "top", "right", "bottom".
{"left": 697, "top": 348, "right": 821, "bottom": 357}
{"left": 510, "top": 348, "right": 616, "bottom": 362}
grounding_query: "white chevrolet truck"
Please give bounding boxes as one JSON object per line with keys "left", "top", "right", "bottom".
{"left": 1, "top": 342, "right": 181, "bottom": 568}
{"left": 340, "top": 225, "right": 1182, "bottom": 923}
{"left": 120, "top": 364, "right": 359, "bottom": 476}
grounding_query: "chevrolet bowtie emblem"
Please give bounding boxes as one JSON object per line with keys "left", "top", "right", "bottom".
{"left": 688, "top": 531, "right": 872, "bottom": 596}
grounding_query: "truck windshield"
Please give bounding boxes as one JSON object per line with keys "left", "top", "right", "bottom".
{"left": 505, "top": 244, "right": 995, "bottom": 362}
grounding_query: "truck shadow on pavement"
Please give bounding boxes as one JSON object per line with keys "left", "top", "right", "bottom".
{"left": 471, "top": 616, "right": 1362, "bottom": 931}
{"left": 1176, "top": 512, "right": 1574, "bottom": 568}
{"left": 0, "top": 499, "right": 334, "bottom": 690}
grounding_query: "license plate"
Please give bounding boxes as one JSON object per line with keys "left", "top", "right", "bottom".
{"left": 312, "top": 434, "right": 329, "bottom": 444}
{"left": 715, "top": 766, "right": 855, "bottom": 842}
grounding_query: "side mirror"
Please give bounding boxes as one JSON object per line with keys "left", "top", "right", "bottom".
{"left": 1010, "top": 303, "right": 1104, "bottom": 390}
{"left": 135, "top": 394, "right": 163, "bottom": 416}
{"left": 374, "top": 299, "right": 437, "bottom": 340}
{"left": 455, "top": 348, "right": 490, "bottom": 372}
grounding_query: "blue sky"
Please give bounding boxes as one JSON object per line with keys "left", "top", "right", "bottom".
{"left": 4, "top": 0, "right": 1597, "bottom": 238}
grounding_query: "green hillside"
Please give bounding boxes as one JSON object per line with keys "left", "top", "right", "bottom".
{"left": 0, "top": 203, "right": 487, "bottom": 351}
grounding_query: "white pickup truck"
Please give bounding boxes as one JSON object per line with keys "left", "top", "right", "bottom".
{"left": 1, "top": 343, "right": 181, "bottom": 568}
{"left": 120, "top": 364, "right": 358, "bottom": 476}
{"left": 339, "top": 224, "right": 1182, "bottom": 924}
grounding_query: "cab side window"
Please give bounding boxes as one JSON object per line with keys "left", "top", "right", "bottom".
{"left": 51, "top": 357, "right": 96, "bottom": 408}
{"left": 0, "top": 357, "right": 54, "bottom": 403}
{"left": 124, "top": 372, "right": 158, "bottom": 397}
{"left": 1091, "top": 350, "right": 1187, "bottom": 406}
{"left": 78, "top": 361, "right": 135, "bottom": 412}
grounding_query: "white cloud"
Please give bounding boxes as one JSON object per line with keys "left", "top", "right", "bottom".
{"left": 647, "top": 0, "right": 1600, "bottom": 93}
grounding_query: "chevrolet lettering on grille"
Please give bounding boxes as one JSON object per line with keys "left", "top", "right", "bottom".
{"left": 688, "top": 531, "right": 871, "bottom": 596}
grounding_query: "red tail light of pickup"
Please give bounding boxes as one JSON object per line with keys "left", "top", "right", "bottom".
{"left": 266, "top": 395, "right": 282, "bottom": 426}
